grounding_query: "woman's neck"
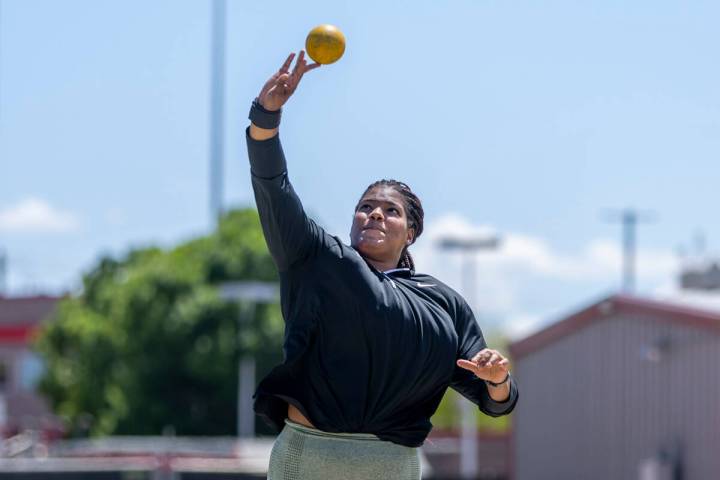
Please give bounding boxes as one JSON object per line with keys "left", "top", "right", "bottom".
{"left": 351, "top": 245, "right": 401, "bottom": 272}
{"left": 365, "top": 257, "right": 399, "bottom": 273}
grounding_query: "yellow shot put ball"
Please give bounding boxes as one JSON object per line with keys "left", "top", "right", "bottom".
{"left": 305, "top": 24, "right": 346, "bottom": 65}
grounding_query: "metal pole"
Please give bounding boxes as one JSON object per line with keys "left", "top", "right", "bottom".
{"left": 437, "top": 235, "right": 500, "bottom": 480}
{"left": 458, "top": 251, "right": 478, "bottom": 479}
{"left": 603, "top": 208, "right": 653, "bottom": 294}
{"left": 218, "top": 281, "right": 278, "bottom": 438}
{"left": 622, "top": 210, "right": 636, "bottom": 293}
{"left": 238, "top": 303, "right": 256, "bottom": 438}
{"left": 209, "top": 0, "right": 226, "bottom": 225}
{"left": 0, "top": 248, "right": 6, "bottom": 296}
{"left": 0, "top": 2, "right": 5, "bottom": 297}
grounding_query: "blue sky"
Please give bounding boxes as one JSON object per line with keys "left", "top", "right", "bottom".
{"left": 1, "top": 0, "right": 719, "bottom": 338}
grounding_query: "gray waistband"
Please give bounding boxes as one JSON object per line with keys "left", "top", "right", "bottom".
{"left": 271, "top": 419, "right": 421, "bottom": 479}
{"left": 284, "top": 419, "right": 381, "bottom": 441}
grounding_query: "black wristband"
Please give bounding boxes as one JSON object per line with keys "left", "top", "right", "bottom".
{"left": 485, "top": 372, "right": 511, "bottom": 387}
{"left": 249, "top": 98, "right": 281, "bottom": 129}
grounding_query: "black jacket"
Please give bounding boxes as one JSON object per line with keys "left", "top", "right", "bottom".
{"left": 247, "top": 128, "right": 518, "bottom": 447}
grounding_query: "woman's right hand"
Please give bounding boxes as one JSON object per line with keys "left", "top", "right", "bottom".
{"left": 258, "top": 51, "right": 320, "bottom": 112}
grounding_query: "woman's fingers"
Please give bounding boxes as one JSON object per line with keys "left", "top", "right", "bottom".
{"left": 259, "top": 73, "right": 279, "bottom": 98}
{"left": 458, "top": 349, "right": 510, "bottom": 371}
{"left": 488, "top": 352, "right": 501, "bottom": 366}
{"left": 261, "top": 53, "right": 295, "bottom": 95}
{"left": 457, "top": 357, "right": 508, "bottom": 372}
{"left": 276, "top": 72, "right": 290, "bottom": 86}
{"left": 290, "top": 51, "right": 308, "bottom": 87}
{"left": 456, "top": 359, "right": 479, "bottom": 373}
{"left": 258, "top": 51, "right": 320, "bottom": 109}
{"left": 289, "top": 51, "right": 321, "bottom": 89}
{"left": 279, "top": 53, "right": 295, "bottom": 74}
{"left": 472, "top": 350, "right": 490, "bottom": 365}
{"left": 295, "top": 50, "right": 306, "bottom": 68}
{"left": 287, "top": 51, "right": 304, "bottom": 82}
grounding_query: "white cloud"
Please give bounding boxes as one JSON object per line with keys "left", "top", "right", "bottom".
{"left": 416, "top": 213, "right": 678, "bottom": 282}
{"left": 412, "top": 212, "right": 681, "bottom": 341}
{"left": 0, "top": 198, "right": 80, "bottom": 233}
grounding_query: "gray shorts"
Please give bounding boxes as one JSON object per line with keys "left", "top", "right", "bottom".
{"left": 268, "top": 419, "right": 422, "bottom": 480}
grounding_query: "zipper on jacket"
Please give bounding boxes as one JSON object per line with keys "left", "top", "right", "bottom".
{"left": 382, "top": 272, "right": 398, "bottom": 289}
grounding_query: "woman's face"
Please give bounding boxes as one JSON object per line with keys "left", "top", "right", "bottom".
{"left": 350, "top": 186, "right": 415, "bottom": 266}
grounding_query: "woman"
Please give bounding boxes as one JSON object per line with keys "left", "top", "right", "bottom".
{"left": 246, "top": 51, "right": 518, "bottom": 480}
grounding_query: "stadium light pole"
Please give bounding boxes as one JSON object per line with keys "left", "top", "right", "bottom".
{"left": 218, "top": 281, "right": 278, "bottom": 438}
{"left": 437, "top": 234, "right": 501, "bottom": 480}
{"left": 602, "top": 208, "right": 654, "bottom": 293}
{"left": 0, "top": 248, "right": 6, "bottom": 296}
{"left": 209, "top": 0, "right": 226, "bottom": 225}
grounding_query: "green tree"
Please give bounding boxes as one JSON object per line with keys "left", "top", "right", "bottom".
{"left": 35, "top": 209, "right": 283, "bottom": 436}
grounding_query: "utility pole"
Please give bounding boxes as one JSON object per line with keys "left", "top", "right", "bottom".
{"left": 0, "top": 248, "right": 6, "bottom": 296}
{"left": 209, "top": 0, "right": 226, "bottom": 226}
{"left": 218, "top": 281, "right": 279, "bottom": 438}
{"left": 437, "top": 234, "right": 501, "bottom": 480}
{"left": 604, "top": 208, "right": 654, "bottom": 293}
{"left": 1, "top": 4, "right": 6, "bottom": 296}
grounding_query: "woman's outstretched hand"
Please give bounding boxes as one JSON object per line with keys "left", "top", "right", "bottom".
{"left": 258, "top": 51, "right": 321, "bottom": 112}
{"left": 456, "top": 348, "right": 511, "bottom": 384}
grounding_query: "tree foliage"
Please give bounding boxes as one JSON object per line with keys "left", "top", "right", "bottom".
{"left": 35, "top": 209, "right": 283, "bottom": 436}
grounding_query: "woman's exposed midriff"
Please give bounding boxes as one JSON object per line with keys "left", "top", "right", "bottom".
{"left": 287, "top": 403, "right": 316, "bottom": 428}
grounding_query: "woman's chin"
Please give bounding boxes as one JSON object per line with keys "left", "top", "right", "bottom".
{"left": 355, "top": 240, "right": 386, "bottom": 256}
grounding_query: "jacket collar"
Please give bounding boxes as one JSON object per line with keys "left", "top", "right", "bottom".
{"left": 382, "top": 267, "right": 414, "bottom": 278}
{"left": 352, "top": 246, "right": 416, "bottom": 277}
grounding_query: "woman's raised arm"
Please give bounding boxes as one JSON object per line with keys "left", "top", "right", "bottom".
{"left": 246, "top": 51, "right": 323, "bottom": 272}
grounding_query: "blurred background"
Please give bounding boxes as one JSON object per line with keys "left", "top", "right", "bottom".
{"left": 1, "top": 0, "right": 719, "bottom": 478}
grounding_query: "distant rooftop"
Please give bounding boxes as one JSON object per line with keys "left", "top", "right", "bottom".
{"left": 0, "top": 295, "right": 60, "bottom": 345}
{"left": 0, "top": 295, "right": 60, "bottom": 327}
{"left": 680, "top": 261, "right": 720, "bottom": 291}
{"left": 510, "top": 293, "right": 720, "bottom": 359}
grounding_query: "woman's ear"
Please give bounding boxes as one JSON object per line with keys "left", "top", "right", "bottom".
{"left": 406, "top": 227, "right": 415, "bottom": 245}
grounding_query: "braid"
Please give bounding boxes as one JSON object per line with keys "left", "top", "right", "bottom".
{"left": 358, "top": 179, "right": 424, "bottom": 270}
{"left": 398, "top": 248, "right": 415, "bottom": 271}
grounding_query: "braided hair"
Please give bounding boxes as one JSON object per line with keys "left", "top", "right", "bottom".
{"left": 357, "top": 179, "right": 424, "bottom": 271}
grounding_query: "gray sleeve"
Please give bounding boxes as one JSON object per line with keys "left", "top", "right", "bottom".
{"left": 246, "top": 128, "right": 325, "bottom": 272}
{"left": 449, "top": 297, "right": 519, "bottom": 417}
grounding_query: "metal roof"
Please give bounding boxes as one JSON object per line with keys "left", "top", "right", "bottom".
{"left": 0, "top": 296, "right": 59, "bottom": 326}
{"left": 509, "top": 293, "right": 720, "bottom": 359}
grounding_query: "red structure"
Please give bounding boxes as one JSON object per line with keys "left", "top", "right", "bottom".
{"left": 0, "top": 295, "right": 61, "bottom": 437}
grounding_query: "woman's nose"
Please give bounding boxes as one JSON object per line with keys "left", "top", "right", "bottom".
{"left": 369, "top": 208, "right": 384, "bottom": 220}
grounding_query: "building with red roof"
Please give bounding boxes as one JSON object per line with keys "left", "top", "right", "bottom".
{"left": 509, "top": 294, "right": 720, "bottom": 480}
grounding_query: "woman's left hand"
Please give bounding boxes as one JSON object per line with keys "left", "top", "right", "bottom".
{"left": 456, "top": 348, "right": 510, "bottom": 383}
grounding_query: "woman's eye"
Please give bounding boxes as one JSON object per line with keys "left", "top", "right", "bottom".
{"left": 388, "top": 208, "right": 399, "bottom": 214}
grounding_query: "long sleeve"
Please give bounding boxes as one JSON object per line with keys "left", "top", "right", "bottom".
{"left": 449, "top": 297, "right": 519, "bottom": 417}
{"left": 246, "top": 127, "right": 326, "bottom": 272}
